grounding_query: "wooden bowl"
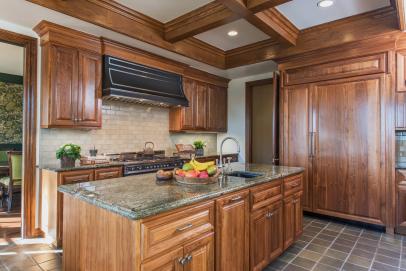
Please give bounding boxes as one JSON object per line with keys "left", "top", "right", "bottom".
{"left": 174, "top": 170, "right": 220, "bottom": 185}
{"left": 155, "top": 171, "right": 173, "bottom": 181}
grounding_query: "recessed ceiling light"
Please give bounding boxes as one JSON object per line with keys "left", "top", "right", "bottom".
{"left": 317, "top": 0, "right": 334, "bottom": 8}
{"left": 227, "top": 30, "right": 238, "bottom": 37}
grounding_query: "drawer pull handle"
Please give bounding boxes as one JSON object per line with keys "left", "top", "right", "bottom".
{"left": 229, "top": 196, "right": 243, "bottom": 202}
{"left": 176, "top": 223, "right": 193, "bottom": 232}
{"left": 290, "top": 182, "right": 300, "bottom": 188}
{"left": 293, "top": 199, "right": 299, "bottom": 203}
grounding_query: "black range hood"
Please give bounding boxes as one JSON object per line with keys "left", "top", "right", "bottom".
{"left": 102, "top": 55, "right": 189, "bottom": 107}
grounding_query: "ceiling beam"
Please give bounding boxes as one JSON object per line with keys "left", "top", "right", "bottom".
{"left": 246, "top": 0, "right": 292, "bottom": 13}
{"left": 216, "top": 0, "right": 298, "bottom": 46}
{"left": 164, "top": 2, "right": 239, "bottom": 43}
{"left": 392, "top": 0, "right": 405, "bottom": 31}
{"left": 26, "top": 0, "right": 226, "bottom": 69}
{"left": 225, "top": 7, "right": 399, "bottom": 68}
{"left": 164, "top": 0, "right": 296, "bottom": 45}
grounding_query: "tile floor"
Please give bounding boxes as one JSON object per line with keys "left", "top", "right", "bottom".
{"left": 0, "top": 215, "right": 404, "bottom": 271}
{"left": 0, "top": 199, "right": 62, "bottom": 271}
{"left": 267, "top": 216, "right": 406, "bottom": 271}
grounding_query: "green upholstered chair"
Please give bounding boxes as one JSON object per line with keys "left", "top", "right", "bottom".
{"left": 0, "top": 151, "right": 7, "bottom": 163}
{"left": 0, "top": 151, "right": 22, "bottom": 212}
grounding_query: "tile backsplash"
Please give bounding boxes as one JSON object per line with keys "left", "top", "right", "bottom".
{"left": 396, "top": 131, "right": 406, "bottom": 164}
{"left": 39, "top": 100, "right": 217, "bottom": 165}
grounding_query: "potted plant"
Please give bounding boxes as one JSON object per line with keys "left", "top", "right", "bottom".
{"left": 56, "top": 143, "right": 81, "bottom": 168}
{"left": 193, "top": 140, "right": 206, "bottom": 157}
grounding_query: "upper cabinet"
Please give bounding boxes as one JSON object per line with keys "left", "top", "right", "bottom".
{"left": 34, "top": 21, "right": 102, "bottom": 129}
{"left": 170, "top": 69, "right": 229, "bottom": 133}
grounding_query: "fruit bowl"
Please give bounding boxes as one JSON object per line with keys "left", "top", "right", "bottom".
{"left": 174, "top": 159, "right": 220, "bottom": 185}
{"left": 174, "top": 169, "right": 220, "bottom": 185}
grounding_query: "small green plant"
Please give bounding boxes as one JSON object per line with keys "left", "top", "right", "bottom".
{"left": 56, "top": 143, "right": 81, "bottom": 160}
{"left": 193, "top": 140, "right": 206, "bottom": 150}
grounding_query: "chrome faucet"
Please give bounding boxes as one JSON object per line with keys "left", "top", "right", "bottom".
{"left": 219, "top": 136, "right": 240, "bottom": 169}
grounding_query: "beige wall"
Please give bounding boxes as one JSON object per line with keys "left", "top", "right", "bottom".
{"left": 39, "top": 100, "right": 217, "bottom": 166}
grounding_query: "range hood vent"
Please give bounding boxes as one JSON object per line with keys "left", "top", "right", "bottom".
{"left": 102, "top": 55, "right": 189, "bottom": 107}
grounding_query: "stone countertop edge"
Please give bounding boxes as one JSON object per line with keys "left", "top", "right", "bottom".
{"left": 58, "top": 165, "right": 304, "bottom": 220}
{"left": 38, "top": 153, "right": 239, "bottom": 172}
{"left": 37, "top": 162, "right": 125, "bottom": 172}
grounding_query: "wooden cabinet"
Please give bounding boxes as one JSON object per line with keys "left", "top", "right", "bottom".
{"left": 35, "top": 21, "right": 102, "bottom": 129}
{"left": 170, "top": 77, "right": 228, "bottom": 132}
{"left": 45, "top": 166, "right": 122, "bottom": 247}
{"left": 141, "top": 233, "right": 214, "bottom": 271}
{"left": 312, "top": 75, "right": 385, "bottom": 224}
{"left": 397, "top": 51, "right": 406, "bottom": 92}
{"left": 250, "top": 201, "right": 283, "bottom": 271}
{"left": 141, "top": 247, "right": 184, "bottom": 271}
{"left": 76, "top": 51, "right": 102, "bottom": 127}
{"left": 396, "top": 92, "right": 406, "bottom": 129}
{"left": 283, "top": 191, "right": 302, "bottom": 249}
{"left": 281, "top": 53, "right": 389, "bottom": 226}
{"left": 183, "top": 233, "right": 214, "bottom": 271}
{"left": 396, "top": 170, "right": 406, "bottom": 234}
{"left": 94, "top": 166, "right": 122, "bottom": 180}
{"left": 215, "top": 190, "right": 249, "bottom": 271}
{"left": 194, "top": 81, "right": 208, "bottom": 130}
{"left": 62, "top": 173, "right": 303, "bottom": 271}
{"left": 207, "top": 85, "right": 227, "bottom": 132}
{"left": 283, "top": 194, "right": 295, "bottom": 249}
{"left": 282, "top": 84, "right": 312, "bottom": 211}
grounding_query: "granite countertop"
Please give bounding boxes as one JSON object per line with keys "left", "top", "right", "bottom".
{"left": 39, "top": 153, "right": 239, "bottom": 172}
{"left": 38, "top": 161, "right": 126, "bottom": 172}
{"left": 58, "top": 163, "right": 304, "bottom": 220}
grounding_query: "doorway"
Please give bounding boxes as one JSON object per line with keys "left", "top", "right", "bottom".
{"left": 245, "top": 73, "right": 280, "bottom": 164}
{"left": 0, "top": 41, "right": 24, "bottom": 238}
{"left": 0, "top": 28, "right": 38, "bottom": 239}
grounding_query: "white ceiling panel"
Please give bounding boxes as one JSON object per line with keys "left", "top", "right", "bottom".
{"left": 114, "top": 0, "right": 214, "bottom": 23}
{"left": 194, "top": 19, "right": 269, "bottom": 51}
{"left": 277, "top": 0, "right": 390, "bottom": 30}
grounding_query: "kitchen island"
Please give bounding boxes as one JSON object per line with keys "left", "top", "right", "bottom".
{"left": 59, "top": 163, "right": 304, "bottom": 271}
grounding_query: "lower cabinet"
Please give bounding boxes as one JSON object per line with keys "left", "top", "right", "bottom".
{"left": 397, "top": 170, "right": 406, "bottom": 234}
{"left": 141, "top": 233, "right": 214, "bottom": 271}
{"left": 284, "top": 191, "right": 303, "bottom": 249}
{"left": 250, "top": 201, "right": 283, "bottom": 271}
{"left": 216, "top": 190, "right": 250, "bottom": 271}
{"left": 141, "top": 246, "right": 184, "bottom": 271}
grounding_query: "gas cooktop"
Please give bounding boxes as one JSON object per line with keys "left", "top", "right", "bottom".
{"left": 105, "top": 151, "right": 184, "bottom": 176}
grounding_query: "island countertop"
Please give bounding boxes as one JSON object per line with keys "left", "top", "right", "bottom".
{"left": 58, "top": 163, "right": 303, "bottom": 220}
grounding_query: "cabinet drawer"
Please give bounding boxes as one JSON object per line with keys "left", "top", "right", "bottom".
{"left": 141, "top": 201, "right": 214, "bottom": 260}
{"left": 94, "top": 167, "right": 122, "bottom": 180}
{"left": 284, "top": 174, "right": 302, "bottom": 196}
{"left": 250, "top": 180, "right": 282, "bottom": 211}
{"left": 284, "top": 53, "right": 386, "bottom": 86}
{"left": 59, "top": 169, "right": 94, "bottom": 184}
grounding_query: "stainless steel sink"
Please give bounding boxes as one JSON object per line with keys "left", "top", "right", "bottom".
{"left": 226, "top": 171, "right": 264, "bottom": 179}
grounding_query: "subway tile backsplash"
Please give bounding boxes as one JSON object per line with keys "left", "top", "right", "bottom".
{"left": 39, "top": 100, "right": 217, "bottom": 166}
{"left": 396, "top": 131, "right": 406, "bottom": 164}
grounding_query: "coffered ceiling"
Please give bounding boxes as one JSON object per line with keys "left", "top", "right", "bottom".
{"left": 25, "top": 0, "right": 402, "bottom": 71}
{"left": 277, "top": 0, "right": 391, "bottom": 29}
{"left": 114, "top": 0, "right": 213, "bottom": 22}
{"left": 194, "top": 19, "right": 269, "bottom": 51}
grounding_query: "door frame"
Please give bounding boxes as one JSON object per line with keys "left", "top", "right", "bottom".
{"left": 0, "top": 28, "right": 38, "bottom": 238}
{"left": 245, "top": 74, "right": 280, "bottom": 163}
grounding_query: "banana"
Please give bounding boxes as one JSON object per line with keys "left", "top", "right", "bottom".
{"left": 190, "top": 159, "right": 215, "bottom": 171}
